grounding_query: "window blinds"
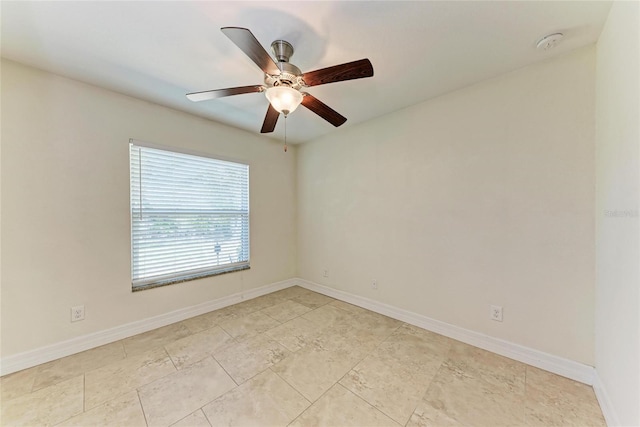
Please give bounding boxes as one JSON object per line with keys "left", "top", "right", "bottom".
{"left": 130, "top": 142, "right": 249, "bottom": 289}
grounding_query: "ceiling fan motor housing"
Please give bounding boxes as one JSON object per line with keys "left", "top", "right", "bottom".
{"left": 265, "top": 40, "right": 304, "bottom": 89}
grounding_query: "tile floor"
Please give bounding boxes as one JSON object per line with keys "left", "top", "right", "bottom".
{"left": 0, "top": 286, "right": 606, "bottom": 427}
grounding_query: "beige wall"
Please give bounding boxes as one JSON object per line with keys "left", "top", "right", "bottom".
{"left": 595, "top": 1, "right": 640, "bottom": 425}
{"left": 298, "top": 47, "right": 596, "bottom": 364}
{"left": 0, "top": 60, "right": 297, "bottom": 357}
{"left": 1, "top": 38, "right": 618, "bottom": 386}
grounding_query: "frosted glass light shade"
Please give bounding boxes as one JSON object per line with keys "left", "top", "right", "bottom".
{"left": 265, "top": 86, "right": 303, "bottom": 115}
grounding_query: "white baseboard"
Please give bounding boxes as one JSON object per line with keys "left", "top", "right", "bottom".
{"left": 1, "top": 276, "right": 599, "bottom": 392}
{"left": 593, "top": 371, "right": 621, "bottom": 427}
{"left": 296, "top": 278, "right": 596, "bottom": 386}
{"left": 0, "top": 278, "right": 297, "bottom": 376}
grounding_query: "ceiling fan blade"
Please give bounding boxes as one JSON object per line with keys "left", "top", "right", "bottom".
{"left": 261, "top": 104, "right": 280, "bottom": 133}
{"left": 221, "top": 27, "right": 280, "bottom": 76}
{"left": 302, "top": 59, "right": 374, "bottom": 87}
{"left": 186, "top": 85, "right": 263, "bottom": 102}
{"left": 301, "top": 93, "right": 347, "bottom": 127}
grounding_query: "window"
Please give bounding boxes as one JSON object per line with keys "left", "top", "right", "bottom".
{"left": 129, "top": 141, "right": 249, "bottom": 290}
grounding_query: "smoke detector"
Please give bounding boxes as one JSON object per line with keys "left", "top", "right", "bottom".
{"left": 536, "top": 33, "right": 564, "bottom": 51}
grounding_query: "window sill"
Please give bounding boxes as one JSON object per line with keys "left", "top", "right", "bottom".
{"left": 132, "top": 264, "right": 250, "bottom": 292}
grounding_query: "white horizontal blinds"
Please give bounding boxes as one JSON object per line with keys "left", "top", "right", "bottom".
{"left": 130, "top": 143, "right": 249, "bottom": 288}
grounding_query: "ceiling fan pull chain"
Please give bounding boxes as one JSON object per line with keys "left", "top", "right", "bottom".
{"left": 284, "top": 114, "right": 288, "bottom": 152}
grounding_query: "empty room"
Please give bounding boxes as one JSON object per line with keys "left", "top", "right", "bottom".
{"left": 1, "top": 1, "right": 638, "bottom": 426}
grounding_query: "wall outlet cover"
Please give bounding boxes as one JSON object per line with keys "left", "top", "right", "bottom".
{"left": 71, "top": 305, "right": 85, "bottom": 322}
{"left": 490, "top": 305, "right": 503, "bottom": 322}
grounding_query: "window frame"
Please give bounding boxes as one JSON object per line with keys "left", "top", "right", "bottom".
{"left": 129, "top": 139, "right": 250, "bottom": 291}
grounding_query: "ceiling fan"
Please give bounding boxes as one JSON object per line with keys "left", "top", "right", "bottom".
{"left": 186, "top": 27, "right": 374, "bottom": 133}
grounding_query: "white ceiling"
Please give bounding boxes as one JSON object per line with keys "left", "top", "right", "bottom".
{"left": 1, "top": 1, "right": 611, "bottom": 144}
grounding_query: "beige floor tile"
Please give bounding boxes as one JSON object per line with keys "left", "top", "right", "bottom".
{"left": 214, "top": 335, "right": 290, "bottom": 384}
{"left": 447, "top": 341, "right": 526, "bottom": 394}
{"left": 165, "top": 326, "right": 235, "bottom": 369}
{"left": 377, "top": 324, "right": 452, "bottom": 367}
{"left": 314, "top": 321, "right": 383, "bottom": 356}
{"left": 340, "top": 352, "right": 441, "bottom": 425}
{"left": 290, "top": 384, "right": 400, "bottom": 427}
{"left": 233, "top": 294, "right": 287, "bottom": 313}
{"left": 0, "top": 375, "right": 83, "bottom": 426}
{"left": 354, "top": 310, "right": 403, "bottom": 334}
{"left": 202, "top": 369, "right": 310, "bottom": 426}
{"left": 122, "top": 322, "right": 192, "bottom": 356}
{"left": 1, "top": 289, "right": 607, "bottom": 427}
{"left": 264, "top": 316, "right": 324, "bottom": 352}
{"left": 316, "top": 322, "right": 377, "bottom": 354}
{"left": 524, "top": 366, "right": 606, "bottom": 426}
{"left": 343, "top": 329, "right": 388, "bottom": 355}
{"left": 0, "top": 366, "right": 38, "bottom": 401}
{"left": 291, "top": 291, "right": 334, "bottom": 309}
{"left": 218, "top": 302, "right": 259, "bottom": 319}
{"left": 302, "top": 304, "right": 357, "bottom": 326}
{"left": 33, "top": 341, "right": 125, "bottom": 391}
{"left": 182, "top": 306, "right": 239, "bottom": 334}
{"left": 221, "top": 294, "right": 286, "bottom": 320}
{"left": 219, "top": 311, "right": 281, "bottom": 341}
{"left": 342, "top": 310, "right": 403, "bottom": 347}
{"left": 85, "top": 347, "right": 176, "bottom": 409}
{"left": 407, "top": 402, "right": 464, "bottom": 426}
{"left": 412, "top": 361, "right": 526, "bottom": 426}
{"left": 171, "top": 409, "right": 211, "bottom": 427}
{"left": 306, "top": 312, "right": 387, "bottom": 356}
{"left": 138, "top": 356, "right": 236, "bottom": 427}
{"left": 329, "top": 299, "right": 370, "bottom": 315}
{"left": 271, "top": 339, "right": 366, "bottom": 402}
{"left": 298, "top": 314, "right": 395, "bottom": 360}
{"left": 268, "top": 286, "right": 315, "bottom": 300}
{"left": 261, "top": 300, "right": 313, "bottom": 322}
{"left": 57, "top": 390, "right": 146, "bottom": 426}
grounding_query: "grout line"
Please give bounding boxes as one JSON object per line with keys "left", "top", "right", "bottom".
{"left": 201, "top": 407, "right": 214, "bottom": 427}
{"left": 29, "top": 366, "right": 39, "bottom": 394}
{"left": 111, "top": 348, "right": 180, "bottom": 404}
{"left": 122, "top": 340, "right": 129, "bottom": 359}
{"left": 336, "top": 383, "right": 401, "bottom": 425}
{"left": 83, "top": 373, "right": 86, "bottom": 413}
{"left": 270, "top": 367, "right": 312, "bottom": 406}
{"left": 171, "top": 411, "right": 197, "bottom": 426}
{"left": 334, "top": 320, "right": 440, "bottom": 426}
{"left": 211, "top": 354, "right": 240, "bottom": 387}
{"left": 234, "top": 366, "right": 269, "bottom": 386}
{"left": 136, "top": 389, "right": 150, "bottom": 427}
{"left": 119, "top": 340, "right": 127, "bottom": 360}
{"left": 403, "top": 365, "right": 443, "bottom": 427}
{"left": 217, "top": 323, "right": 234, "bottom": 340}
{"left": 287, "top": 409, "right": 307, "bottom": 426}
{"left": 268, "top": 366, "right": 313, "bottom": 427}
{"left": 166, "top": 346, "right": 179, "bottom": 371}
{"left": 178, "top": 357, "right": 239, "bottom": 423}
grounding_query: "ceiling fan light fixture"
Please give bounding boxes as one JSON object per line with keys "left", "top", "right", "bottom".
{"left": 265, "top": 86, "right": 303, "bottom": 116}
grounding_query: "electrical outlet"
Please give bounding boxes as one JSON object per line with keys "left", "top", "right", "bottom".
{"left": 490, "top": 305, "right": 503, "bottom": 322}
{"left": 71, "top": 305, "right": 85, "bottom": 322}
{"left": 323, "top": 269, "right": 329, "bottom": 278}
{"left": 372, "top": 280, "right": 378, "bottom": 290}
